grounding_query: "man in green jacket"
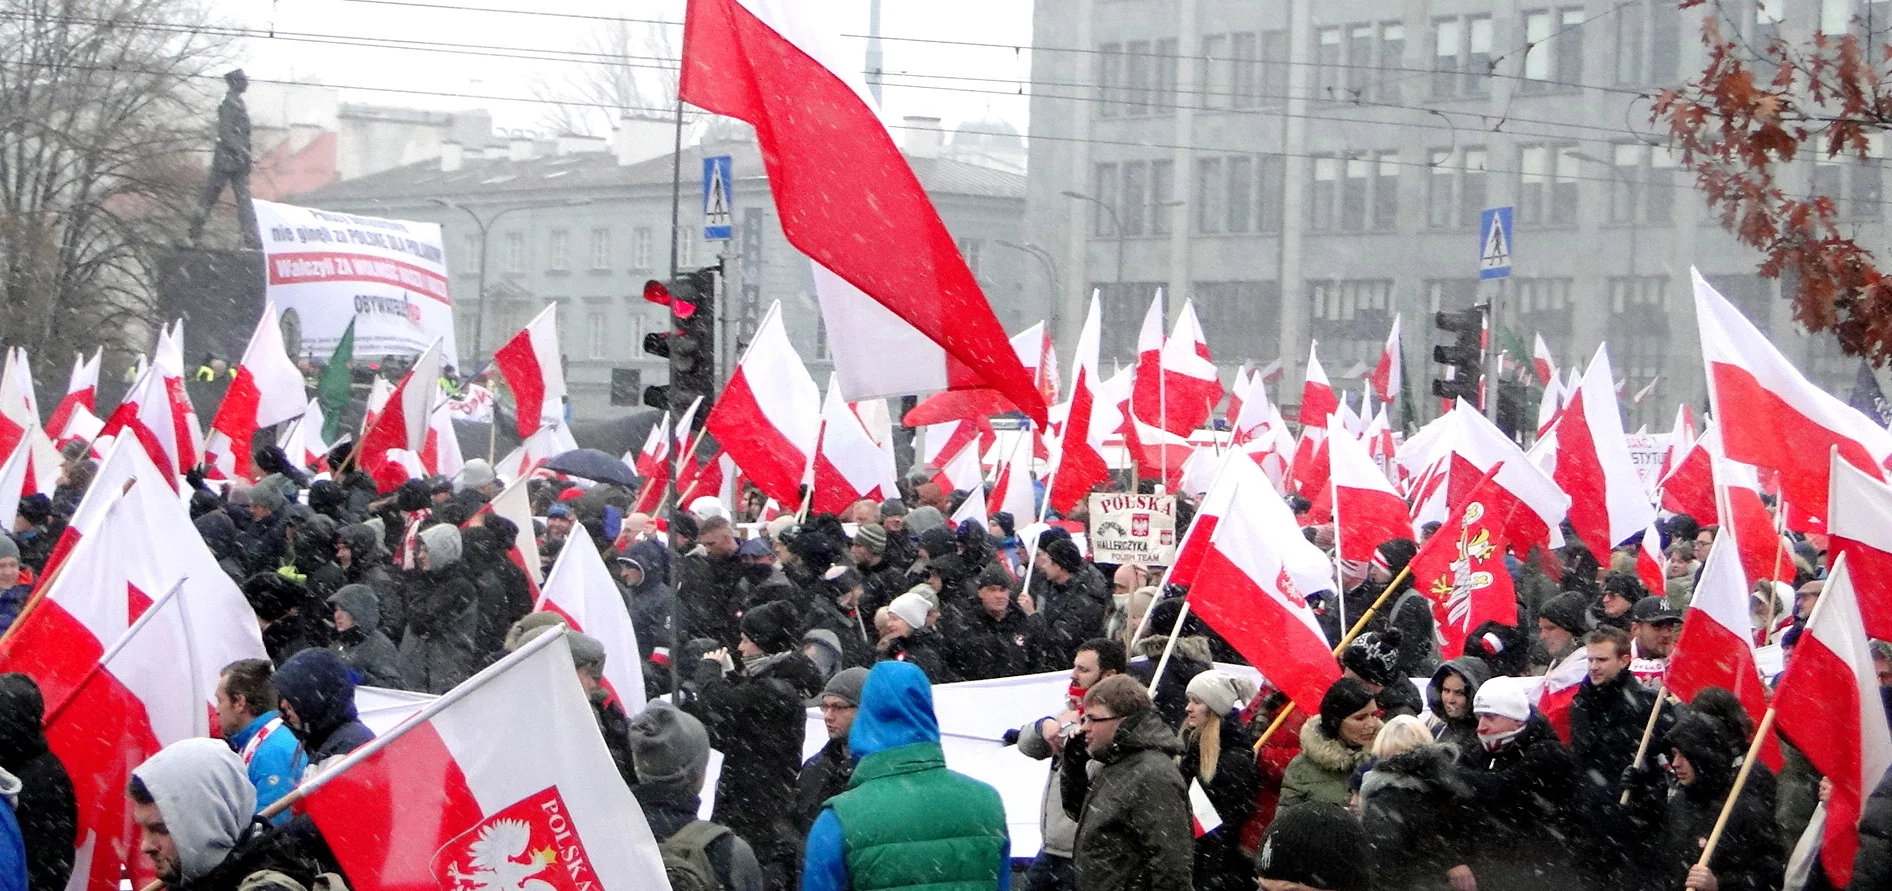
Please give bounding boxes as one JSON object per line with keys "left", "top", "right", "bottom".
{"left": 801, "top": 661, "right": 1011, "bottom": 891}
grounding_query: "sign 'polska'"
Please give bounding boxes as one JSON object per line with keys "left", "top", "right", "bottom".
{"left": 1088, "top": 493, "right": 1178, "bottom": 565}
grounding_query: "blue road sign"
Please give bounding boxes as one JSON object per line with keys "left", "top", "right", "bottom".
{"left": 1479, "top": 206, "right": 1513, "bottom": 280}
{"left": 703, "top": 155, "right": 733, "bottom": 241}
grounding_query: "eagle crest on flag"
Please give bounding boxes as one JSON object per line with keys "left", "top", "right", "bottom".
{"left": 1410, "top": 494, "right": 1517, "bottom": 659}
{"left": 1427, "top": 502, "right": 1497, "bottom": 631}
{"left": 435, "top": 788, "right": 600, "bottom": 891}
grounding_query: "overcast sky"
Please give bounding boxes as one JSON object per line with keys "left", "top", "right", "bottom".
{"left": 212, "top": 0, "right": 1034, "bottom": 137}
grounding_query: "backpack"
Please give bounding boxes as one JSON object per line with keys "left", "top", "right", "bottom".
{"left": 660, "top": 820, "right": 730, "bottom": 891}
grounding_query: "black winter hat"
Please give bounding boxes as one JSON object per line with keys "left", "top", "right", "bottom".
{"left": 1043, "top": 537, "right": 1084, "bottom": 574}
{"left": 395, "top": 479, "right": 431, "bottom": 513}
{"left": 16, "top": 494, "right": 49, "bottom": 525}
{"left": 1257, "top": 802, "right": 1370, "bottom": 891}
{"left": 1318, "top": 676, "right": 1378, "bottom": 740}
{"left": 991, "top": 511, "right": 1016, "bottom": 538}
{"left": 1340, "top": 630, "right": 1404, "bottom": 687}
{"left": 1666, "top": 712, "right": 1736, "bottom": 792}
{"left": 307, "top": 480, "right": 345, "bottom": 516}
{"left": 1539, "top": 591, "right": 1593, "bottom": 635}
{"left": 668, "top": 510, "right": 700, "bottom": 542}
{"left": 740, "top": 600, "right": 803, "bottom": 655}
{"left": 974, "top": 562, "right": 1014, "bottom": 591}
{"left": 917, "top": 526, "right": 958, "bottom": 561}
{"left": 1463, "top": 621, "right": 1531, "bottom": 677}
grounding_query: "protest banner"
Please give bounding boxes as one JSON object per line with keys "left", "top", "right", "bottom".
{"left": 1087, "top": 492, "right": 1178, "bottom": 565}
{"left": 254, "top": 199, "right": 457, "bottom": 362}
{"left": 1623, "top": 433, "right": 1672, "bottom": 493}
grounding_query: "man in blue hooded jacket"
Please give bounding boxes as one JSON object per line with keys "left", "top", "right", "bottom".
{"left": 801, "top": 661, "right": 1010, "bottom": 891}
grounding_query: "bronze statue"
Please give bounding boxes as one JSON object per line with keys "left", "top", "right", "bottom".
{"left": 187, "top": 68, "right": 260, "bottom": 249}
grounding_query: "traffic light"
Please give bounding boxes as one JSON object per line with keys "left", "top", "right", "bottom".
{"left": 640, "top": 268, "right": 718, "bottom": 424}
{"left": 1431, "top": 306, "right": 1485, "bottom": 404}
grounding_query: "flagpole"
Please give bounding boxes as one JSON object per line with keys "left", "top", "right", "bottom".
{"left": 1620, "top": 680, "right": 1668, "bottom": 805}
{"left": 1695, "top": 707, "right": 1779, "bottom": 869}
{"left": 1764, "top": 499, "right": 1789, "bottom": 639}
{"left": 1144, "top": 600, "right": 1191, "bottom": 696}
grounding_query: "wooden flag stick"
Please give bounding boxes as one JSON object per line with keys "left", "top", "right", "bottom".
{"left": 1621, "top": 680, "right": 1668, "bottom": 805}
{"left": 1252, "top": 558, "right": 1418, "bottom": 751}
{"left": 1697, "top": 707, "right": 1778, "bottom": 868}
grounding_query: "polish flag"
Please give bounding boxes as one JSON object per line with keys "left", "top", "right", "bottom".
{"left": 1185, "top": 459, "right": 1342, "bottom": 712}
{"left": 205, "top": 302, "right": 309, "bottom": 480}
{"left": 151, "top": 322, "right": 204, "bottom": 475}
{"left": 680, "top": 0, "right": 1043, "bottom": 423}
{"left": 420, "top": 397, "right": 465, "bottom": 478}
{"left": 0, "top": 349, "right": 38, "bottom": 463}
{"left": 1666, "top": 512, "right": 1778, "bottom": 768}
{"left": 1694, "top": 268, "right": 1892, "bottom": 526}
{"left": 1719, "top": 457, "right": 1794, "bottom": 588}
{"left": 536, "top": 534, "right": 647, "bottom": 713}
{"left": 359, "top": 338, "right": 444, "bottom": 474}
{"left": 45, "top": 349, "right": 100, "bottom": 445}
{"left": 1368, "top": 314, "right": 1402, "bottom": 405}
{"left": 1289, "top": 427, "right": 1329, "bottom": 508}
{"left": 1535, "top": 374, "right": 1565, "bottom": 440}
{"left": 275, "top": 400, "right": 331, "bottom": 471}
{"left": 949, "top": 482, "right": 987, "bottom": 528}
{"left": 672, "top": 396, "right": 705, "bottom": 461}
{"left": 1658, "top": 425, "right": 1718, "bottom": 523}
{"left": 39, "top": 439, "right": 175, "bottom": 579}
{"left": 812, "top": 375, "right": 897, "bottom": 514}
{"left": 1658, "top": 402, "right": 1698, "bottom": 481}
{"left": 361, "top": 376, "right": 395, "bottom": 436}
{"left": 1771, "top": 551, "right": 1892, "bottom": 888}
{"left": 990, "top": 427, "right": 1036, "bottom": 521}
{"left": 1231, "top": 365, "right": 1280, "bottom": 445}
{"left": 95, "top": 367, "right": 184, "bottom": 490}
{"left": 1543, "top": 345, "right": 1656, "bottom": 551}
{"left": 1225, "top": 365, "right": 1253, "bottom": 429}
{"left": 0, "top": 475, "right": 265, "bottom": 891}
{"left": 1634, "top": 520, "right": 1666, "bottom": 598}
{"left": 1533, "top": 648, "right": 1588, "bottom": 741}
{"left": 1531, "top": 333, "right": 1556, "bottom": 385}
{"left": 477, "top": 475, "right": 544, "bottom": 588}
{"left": 932, "top": 441, "right": 984, "bottom": 496}
{"left": 1125, "top": 414, "right": 1193, "bottom": 491}
{"left": 1129, "top": 290, "right": 1169, "bottom": 427}
{"left": 1327, "top": 421, "right": 1411, "bottom": 563}
{"left": 493, "top": 305, "right": 568, "bottom": 439}
{"left": 1406, "top": 462, "right": 1518, "bottom": 659}
{"left": 704, "top": 301, "right": 821, "bottom": 506}
{"left": 918, "top": 419, "right": 991, "bottom": 471}
{"left": 298, "top": 629, "right": 669, "bottom": 891}
{"left": 495, "top": 423, "right": 579, "bottom": 486}
{"left": 1824, "top": 452, "right": 1892, "bottom": 640}
{"left": 1299, "top": 343, "right": 1338, "bottom": 427}
{"left": 631, "top": 416, "right": 672, "bottom": 515}
{"left": 1145, "top": 298, "right": 1223, "bottom": 435}
{"left": 0, "top": 425, "right": 59, "bottom": 534}
{"left": 902, "top": 323, "right": 1059, "bottom": 425}
{"left": 1047, "top": 293, "right": 1117, "bottom": 514}
{"left": 676, "top": 447, "right": 729, "bottom": 506}
{"left": 1426, "top": 403, "right": 1570, "bottom": 556}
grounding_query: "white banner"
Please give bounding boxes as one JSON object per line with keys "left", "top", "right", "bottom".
{"left": 1087, "top": 493, "right": 1178, "bottom": 565}
{"left": 448, "top": 384, "right": 496, "bottom": 424}
{"left": 1623, "top": 433, "right": 1673, "bottom": 493}
{"left": 254, "top": 199, "right": 458, "bottom": 363}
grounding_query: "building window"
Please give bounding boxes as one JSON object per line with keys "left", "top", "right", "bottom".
{"left": 1374, "top": 152, "right": 1400, "bottom": 230}
{"left": 1852, "top": 137, "right": 1885, "bottom": 221}
{"left": 548, "top": 229, "right": 570, "bottom": 271}
{"left": 1460, "top": 148, "right": 1488, "bottom": 231}
{"left": 504, "top": 232, "right": 525, "bottom": 275}
{"left": 1231, "top": 32, "right": 1260, "bottom": 108}
{"left": 632, "top": 227, "right": 653, "bottom": 270}
{"left": 1196, "top": 158, "right": 1225, "bottom": 234}
{"left": 1258, "top": 154, "right": 1286, "bottom": 232}
{"left": 1309, "top": 278, "right": 1396, "bottom": 370}
{"left": 1150, "top": 160, "right": 1175, "bottom": 235}
{"left": 1097, "top": 42, "right": 1124, "bottom": 117}
{"left": 1426, "top": 147, "right": 1487, "bottom": 229}
{"left": 1341, "top": 155, "right": 1370, "bottom": 230}
{"left": 1095, "top": 281, "right": 1171, "bottom": 364}
{"left": 1521, "top": 8, "right": 1584, "bottom": 90}
{"left": 1617, "top": 0, "right": 1681, "bottom": 84}
{"left": 1518, "top": 145, "right": 1578, "bottom": 224}
{"left": 1377, "top": 22, "right": 1405, "bottom": 103}
{"left": 1513, "top": 278, "right": 1577, "bottom": 362}
{"left": 1193, "top": 281, "right": 1281, "bottom": 362}
{"left": 1122, "top": 161, "right": 1149, "bottom": 236}
{"left": 1092, "top": 163, "right": 1119, "bottom": 236}
{"left": 1153, "top": 38, "right": 1180, "bottom": 114}
{"left": 958, "top": 239, "right": 983, "bottom": 277}
{"left": 1607, "top": 144, "right": 1681, "bottom": 224}
{"left": 1227, "top": 155, "right": 1254, "bottom": 233}
{"left": 1432, "top": 19, "right": 1462, "bottom": 98}
{"left": 587, "top": 310, "right": 608, "bottom": 359}
{"left": 1466, "top": 17, "right": 1493, "bottom": 95}
{"left": 1316, "top": 28, "right": 1343, "bottom": 100}
{"left": 1260, "top": 31, "right": 1289, "bottom": 103}
{"left": 1125, "top": 40, "right": 1152, "bottom": 116}
{"left": 1310, "top": 156, "right": 1338, "bottom": 231}
{"left": 1610, "top": 276, "right": 1671, "bottom": 422}
{"left": 1202, "top": 33, "right": 1230, "bottom": 111}
{"left": 677, "top": 232, "right": 694, "bottom": 268}
{"left": 589, "top": 228, "right": 610, "bottom": 270}
{"left": 1346, "top": 24, "right": 1374, "bottom": 97}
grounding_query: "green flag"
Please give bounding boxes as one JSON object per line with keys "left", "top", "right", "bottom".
{"left": 317, "top": 319, "right": 355, "bottom": 442}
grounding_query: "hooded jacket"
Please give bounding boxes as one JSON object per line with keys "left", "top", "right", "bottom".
{"left": 803, "top": 663, "right": 1010, "bottom": 891}
{"left": 1425, "top": 657, "right": 1491, "bottom": 757}
{"left": 1061, "top": 711, "right": 1192, "bottom": 891}
{"left": 947, "top": 598, "right": 1037, "bottom": 681}
{"left": 461, "top": 525, "right": 532, "bottom": 657}
{"left": 1460, "top": 711, "right": 1581, "bottom": 891}
{"left": 273, "top": 649, "right": 373, "bottom": 775}
{"left": 0, "top": 676, "right": 73, "bottom": 891}
{"left": 1278, "top": 717, "right": 1375, "bottom": 812}
{"left": 132, "top": 740, "right": 319, "bottom": 891}
{"left": 397, "top": 524, "right": 481, "bottom": 693}
{"left": 1855, "top": 758, "right": 1892, "bottom": 891}
{"left": 1359, "top": 743, "right": 1473, "bottom": 891}
{"left": 1623, "top": 714, "right": 1781, "bottom": 891}
{"left": 326, "top": 585, "right": 408, "bottom": 690}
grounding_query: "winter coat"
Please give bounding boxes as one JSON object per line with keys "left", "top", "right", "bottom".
{"left": 676, "top": 553, "right": 748, "bottom": 648}
{"left": 1178, "top": 714, "right": 1257, "bottom": 891}
{"left": 233, "top": 510, "right": 288, "bottom": 579}
{"left": 1632, "top": 715, "right": 1783, "bottom": 891}
{"left": 1460, "top": 711, "right": 1582, "bottom": 891}
{"left": 394, "top": 544, "right": 481, "bottom": 694}
{"left": 0, "top": 676, "right": 73, "bottom": 891}
{"left": 803, "top": 662, "right": 1009, "bottom": 891}
{"left": 679, "top": 649, "right": 822, "bottom": 891}
{"left": 0, "top": 587, "right": 26, "bottom": 638}
{"left": 1425, "top": 657, "right": 1491, "bottom": 756}
{"left": 1360, "top": 743, "right": 1473, "bottom": 891}
{"left": 1018, "top": 716, "right": 1081, "bottom": 859}
{"left": 337, "top": 525, "right": 398, "bottom": 635}
{"left": 1126, "top": 635, "right": 1213, "bottom": 730}
{"left": 949, "top": 601, "right": 1037, "bottom": 681}
{"left": 1569, "top": 669, "right": 1673, "bottom": 886}
{"left": 1777, "top": 735, "right": 1822, "bottom": 851}
{"left": 1278, "top": 718, "right": 1373, "bottom": 812}
{"left": 1855, "top": 763, "right": 1892, "bottom": 891}
{"left": 1374, "top": 673, "right": 1425, "bottom": 720}
{"left": 591, "top": 689, "right": 635, "bottom": 789}
{"left": 1061, "top": 710, "right": 1192, "bottom": 891}
{"left": 796, "top": 737, "right": 853, "bottom": 836}
{"left": 620, "top": 558, "right": 679, "bottom": 699}
{"left": 273, "top": 651, "right": 374, "bottom": 777}
{"left": 802, "top": 596, "right": 874, "bottom": 671}
{"left": 879, "top": 628, "right": 962, "bottom": 684}
{"left": 1243, "top": 704, "right": 1305, "bottom": 855}
{"left": 856, "top": 555, "right": 908, "bottom": 620}
{"left": 325, "top": 585, "right": 408, "bottom": 690}
{"left": 461, "top": 526, "right": 533, "bottom": 658}
{"left": 1029, "top": 564, "right": 1108, "bottom": 673}
{"left": 631, "top": 778, "right": 762, "bottom": 891}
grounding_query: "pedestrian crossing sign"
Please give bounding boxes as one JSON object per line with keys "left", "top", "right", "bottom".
{"left": 1479, "top": 207, "right": 1512, "bottom": 280}
{"left": 703, "top": 155, "right": 733, "bottom": 241}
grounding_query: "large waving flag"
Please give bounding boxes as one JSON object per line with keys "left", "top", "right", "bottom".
{"left": 679, "top": 0, "right": 1044, "bottom": 423}
{"left": 812, "top": 374, "right": 897, "bottom": 515}
{"left": 536, "top": 537, "right": 647, "bottom": 713}
{"left": 1326, "top": 420, "right": 1411, "bottom": 563}
{"left": 1130, "top": 291, "right": 1167, "bottom": 426}
{"left": 151, "top": 322, "right": 204, "bottom": 475}
{"left": 206, "top": 302, "right": 308, "bottom": 480}
{"left": 1299, "top": 343, "right": 1338, "bottom": 427}
{"left": 494, "top": 305, "right": 568, "bottom": 440}
{"left": 0, "top": 349, "right": 36, "bottom": 462}
{"left": 1407, "top": 462, "right": 1518, "bottom": 660}
{"left": 902, "top": 323, "right": 1059, "bottom": 425}
{"left": 1666, "top": 503, "right": 1777, "bottom": 768}
{"left": 703, "top": 301, "right": 820, "bottom": 506}
{"left": 358, "top": 338, "right": 443, "bottom": 474}
{"left": 1694, "top": 268, "right": 1892, "bottom": 526}
{"left": 1825, "top": 452, "right": 1892, "bottom": 640}
{"left": 299, "top": 629, "right": 669, "bottom": 891}
{"left": 1542, "top": 344, "right": 1656, "bottom": 551}
{"left": 96, "top": 367, "right": 184, "bottom": 490}
{"left": 46, "top": 349, "right": 100, "bottom": 445}
{"left": 1368, "top": 314, "right": 1402, "bottom": 405}
{"left": 1152, "top": 298, "right": 1223, "bottom": 434}
{"left": 1047, "top": 293, "right": 1116, "bottom": 514}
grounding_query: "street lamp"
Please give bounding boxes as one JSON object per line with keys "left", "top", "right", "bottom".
{"left": 429, "top": 197, "right": 589, "bottom": 358}
{"left": 996, "top": 239, "right": 1062, "bottom": 329}
{"left": 1061, "top": 189, "right": 1125, "bottom": 286}
{"left": 1568, "top": 151, "right": 1638, "bottom": 280}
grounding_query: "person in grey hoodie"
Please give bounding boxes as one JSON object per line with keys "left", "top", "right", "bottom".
{"left": 1424, "top": 655, "right": 1492, "bottom": 757}
{"left": 397, "top": 524, "right": 480, "bottom": 693}
{"left": 127, "top": 739, "right": 318, "bottom": 891}
{"left": 325, "top": 584, "right": 407, "bottom": 690}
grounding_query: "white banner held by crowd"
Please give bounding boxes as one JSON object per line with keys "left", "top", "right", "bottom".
{"left": 253, "top": 199, "right": 458, "bottom": 362}
{"left": 1087, "top": 493, "right": 1178, "bottom": 565}
{"left": 1623, "top": 433, "right": 1672, "bottom": 493}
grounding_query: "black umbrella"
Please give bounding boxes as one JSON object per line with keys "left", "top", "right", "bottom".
{"left": 543, "top": 448, "right": 639, "bottom": 487}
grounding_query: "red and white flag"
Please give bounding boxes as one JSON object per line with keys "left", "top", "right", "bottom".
{"left": 1658, "top": 424, "right": 1718, "bottom": 523}
{"left": 536, "top": 535, "right": 646, "bottom": 713}
{"left": 206, "top": 302, "right": 309, "bottom": 481}
{"left": 0, "top": 349, "right": 37, "bottom": 463}
{"left": 1224, "top": 364, "right": 1253, "bottom": 430}
{"left": 1299, "top": 343, "right": 1338, "bottom": 427}
{"left": 1368, "top": 314, "right": 1402, "bottom": 405}
{"left": 949, "top": 482, "right": 987, "bottom": 528}
{"left": 630, "top": 413, "right": 672, "bottom": 515}
{"left": 151, "top": 322, "right": 204, "bottom": 475}
{"left": 990, "top": 427, "right": 1036, "bottom": 521}
{"left": 359, "top": 339, "right": 444, "bottom": 473}
{"left": 1695, "top": 268, "right": 1892, "bottom": 526}
{"left": 1140, "top": 297, "right": 1222, "bottom": 435}
{"left": 1326, "top": 420, "right": 1411, "bottom": 564}
{"left": 902, "top": 323, "right": 1059, "bottom": 425}
{"left": 1634, "top": 519, "right": 1666, "bottom": 598}
{"left": 1407, "top": 462, "right": 1519, "bottom": 660}
{"left": 1719, "top": 457, "right": 1794, "bottom": 589}
{"left": 812, "top": 374, "right": 898, "bottom": 515}
{"left": 421, "top": 397, "right": 464, "bottom": 479}
{"left": 1535, "top": 374, "right": 1566, "bottom": 440}
{"left": 1824, "top": 451, "right": 1892, "bottom": 640}
{"left": 1185, "top": 460, "right": 1341, "bottom": 712}
{"left": 704, "top": 301, "right": 821, "bottom": 507}
{"left": 1771, "top": 551, "right": 1892, "bottom": 888}
{"left": 1666, "top": 514, "right": 1776, "bottom": 767}
{"left": 1542, "top": 344, "right": 1656, "bottom": 551}
{"left": 0, "top": 426, "right": 59, "bottom": 532}
{"left": 40, "top": 439, "right": 176, "bottom": 578}
{"left": 1417, "top": 403, "right": 1569, "bottom": 557}
{"left": 1124, "top": 414, "right": 1193, "bottom": 491}
{"left": 680, "top": 0, "right": 1043, "bottom": 422}
{"left": 1533, "top": 648, "right": 1588, "bottom": 741}
{"left": 495, "top": 422, "right": 579, "bottom": 486}
{"left": 1047, "top": 293, "right": 1116, "bottom": 514}
{"left": 45, "top": 349, "right": 100, "bottom": 445}
{"left": 298, "top": 629, "right": 669, "bottom": 891}
{"left": 276, "top": 400, "right": 331, "bottom": 471}
{"left": 476, "top": 475, "right": 544, "bottom": 588}
{"left": 95, "top": 367, "right": 185, "bottom": 490}
{"left": 1531, "top": 333, "right": 1556, "bottom": 385}
{"left": 1658, "top": 402, "right": 1698, "bottom": 481}
{"left": 494, "top": 305, "right": 568, "bottom": 439}
{"left": 932, "top": 441, "right": 984, "bottom": 496}
{"left": 1130, "top": 291, "right": 1167, "bottom": 427}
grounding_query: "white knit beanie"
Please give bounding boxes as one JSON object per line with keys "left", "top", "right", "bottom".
{"left": 888, "top": 591, "right": 933, "bottom": 631}
{"left": 1186, "top": 669, "right": 1245, "bottom": 717}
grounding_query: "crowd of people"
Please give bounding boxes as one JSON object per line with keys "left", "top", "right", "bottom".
{"left": 0, "top": 438, "right": 1884, "bottom": 891}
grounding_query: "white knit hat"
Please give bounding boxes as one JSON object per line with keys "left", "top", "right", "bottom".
{"left": 1186, "top": 669, "right": 1246, "bottom": 717}
{"left": 888, "top": 591, "right": 933, "bottom": 631}
{"left": 1472, "top": 675, "right": 1536, "bottom": 722}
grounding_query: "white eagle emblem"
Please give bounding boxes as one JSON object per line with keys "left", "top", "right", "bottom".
{"left": 445, "top": 820, "right": 558, "bottom": 891}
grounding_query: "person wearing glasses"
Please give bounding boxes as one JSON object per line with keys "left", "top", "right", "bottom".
{"left": 795, "top": 668, "right": 870, "bottom": 835}
{"left": 1058, "top": 674, "right": 1192, "bottom": 891}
